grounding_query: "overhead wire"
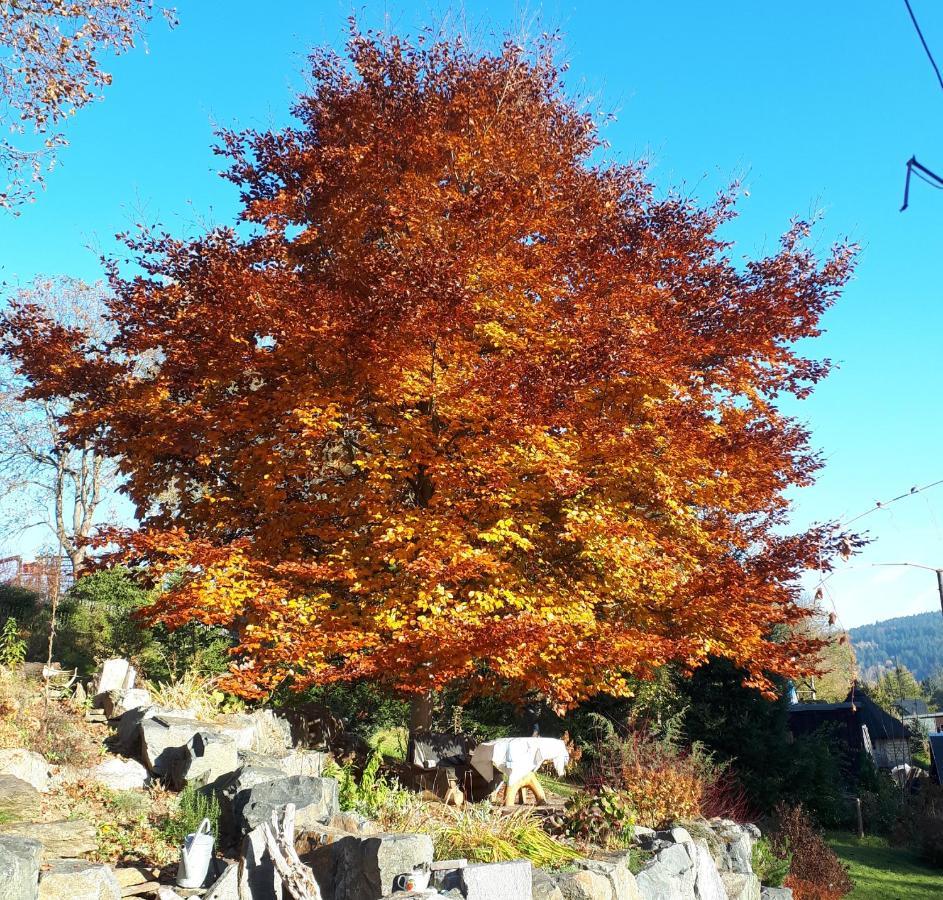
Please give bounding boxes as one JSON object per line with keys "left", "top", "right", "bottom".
{"left": 904, "top": 0, "right": 943, "bottom": 94}
{"left": 900, "top": 3, "right": 943, "bottom": 208}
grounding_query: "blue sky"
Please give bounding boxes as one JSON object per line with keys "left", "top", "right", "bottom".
{"left": 2, "top": 1, "right": 942, "bottom": 628}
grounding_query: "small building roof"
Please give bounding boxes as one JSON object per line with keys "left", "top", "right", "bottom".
{"left": 897, "top": 699, "right": 930, "bottom": 717}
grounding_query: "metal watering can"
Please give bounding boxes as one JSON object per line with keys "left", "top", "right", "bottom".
{"left": 176, "top": 818, "right": 215, "bottom": 889}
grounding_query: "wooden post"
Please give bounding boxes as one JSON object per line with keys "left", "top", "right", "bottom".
{"left": 855, "top": 797, "right": 864, "bottom": 838}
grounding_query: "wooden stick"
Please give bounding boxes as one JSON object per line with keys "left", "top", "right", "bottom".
{"left": 260, "top": 803, "right": 323, "bottom": 900}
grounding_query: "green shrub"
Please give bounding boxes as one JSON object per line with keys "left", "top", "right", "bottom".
{"left": 325, "top": 750, "right": 413, "bottom": 820}
{"left": 48, "top": 568, "right": 231, "bottom": 680}
{"left": 752, "top": 836, "right": 792, "bottom": 887}
{"left": 549, "top": 787, "right": 635, "bottom": 850}
{"left": 0, "top": 617, "right": 27, "bottom": 668}
{"left": 159, "top": 785, "right": 220, "bottom": 845}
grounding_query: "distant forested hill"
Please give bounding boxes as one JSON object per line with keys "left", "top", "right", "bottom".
{"left": 849, "top": 611, "right": 943, "bottom": 681}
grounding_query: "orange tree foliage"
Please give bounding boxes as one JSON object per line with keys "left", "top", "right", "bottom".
{"left": 2, "top": 28, "right": 859, "bottom": 705}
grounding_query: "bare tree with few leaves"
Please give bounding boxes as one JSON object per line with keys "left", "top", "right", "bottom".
{"left": 0, "top": 0, "right": 175, "bottom": 208}
{"left": 0, "top": 276, "right": 119, "bottom": 575}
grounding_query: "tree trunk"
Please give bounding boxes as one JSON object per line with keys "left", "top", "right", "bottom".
{"left": 409, "top": 693, "right": 433, "bottom": 735}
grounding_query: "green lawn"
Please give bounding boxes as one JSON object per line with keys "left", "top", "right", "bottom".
{"left": 827, "top": 832, "right": 943, "bottom": 900}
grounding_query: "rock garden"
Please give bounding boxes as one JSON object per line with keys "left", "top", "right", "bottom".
{"left": 0, "top": 651, "right": 802, "bottom": 900}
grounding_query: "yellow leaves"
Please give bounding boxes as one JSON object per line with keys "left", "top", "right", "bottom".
{"left": 474, "top": 320, "right": 524, "bottom": 355}
{"left": 477, "top": 517, "right": 534, "bottom": 552}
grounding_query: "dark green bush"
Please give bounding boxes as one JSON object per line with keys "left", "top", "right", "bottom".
{"left": 752, "top": 836, "right": 792, "bottom": 888}
{"left": 37, "top": 567, "right": 231, "bottom": 680}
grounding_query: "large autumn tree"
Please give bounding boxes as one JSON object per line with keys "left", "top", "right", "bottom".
{"left": 2, "top": 27, "right": 857, "bottom": 711}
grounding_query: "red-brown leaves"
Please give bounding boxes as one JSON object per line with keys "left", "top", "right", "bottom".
{"left": 2, "top": 26, "right": 857, "bottom": 705}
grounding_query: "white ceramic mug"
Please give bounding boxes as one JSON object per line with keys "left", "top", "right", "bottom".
{"left": 393, "top": 868, "right": 431, "bottom": 892}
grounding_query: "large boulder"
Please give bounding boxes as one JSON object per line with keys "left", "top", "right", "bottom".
{"left": 760, "top": 889, "right": 793, "bottom": 900}
{"left": 0, "top": 749, "right": 50, "bottom": 793}
{"left": 458, "top": 860, "right": 533, "bottom": 900}
{"left": 557, "top": 869, "right": 611, "bottom": 900}
{"left": 721, "top": 873, "right": 761, "bottom": 900}
{"left": 205, "top": 861, "right": 239, "bottom": 900}
{"left": 217, "top": 765, "right": 286, "bottom": 840}
{"left": 106, "top": 706, "right": 196, "bottom": 757}
{"left": 139, "top": 715, "right": 224, "bottom": 775}
{"left": 634, "top": 842, "right": 696, "bottom": 900}
{"left": 0, "top": 820, "right": 97, "bottom": 858}
{"left": 238, "top": 774, "right": 339, "bottom": 835}
{"left": 239, "top": 827, "right": 282, "bottom": 900}
{"left": 166, "top": 731, "right": 239, "bottom": 791}
{"left": 313, "top": 832, "right": 434, "bottom": 900}
{"left": 709, "top": 821, "right": 755, "bottom": 876}
{"left": 91, "top": 757, "right": 148, "bottom": 791}
{"left": 239, "top": 747, "right": 328, "bottom": 779}
{"left": 222, "top": 709, "right": 293, "bottom": 754}
{"left": 533, "top": 869, "right": 565, "bottom": 900}
{"left": 574, "top": 854, "right": 640, "bottom": 900}
{"left": 690, "top": 842, "right": 726, "bottom": 900}
{"left": 0, "top": 774, "right": 40, "bottom": 822}
{"left": 0, "top": 835, "right": 41, "bottom": 900}
{"left": 38, "top": 859, "right": 121, "bottom": 900}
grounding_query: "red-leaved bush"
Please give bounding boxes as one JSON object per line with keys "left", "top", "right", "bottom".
{"left": 773, "top": 804, "right": 853, "bottom": 900}
{"left": 586, "top": 725, "right": 751, "bottom": 828}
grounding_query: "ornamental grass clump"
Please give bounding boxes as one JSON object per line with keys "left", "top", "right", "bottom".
{"left": 433, "top": 804, "right": 580, "bottom": 869}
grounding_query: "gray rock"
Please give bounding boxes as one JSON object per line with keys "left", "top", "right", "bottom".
{"left": 330, "top": 811, "right": 381, "bottom": 835}
{"left": 0, "top": 774, "right": 39, "bottom": 822}
{"left": 634, "top": 842, "right": 696, "bottom": 900}
{"left": 38, "top": 859, "right": 121, "bottom": 900}
{"left": 0, "top": 749, "right": 50, "bottom": 793}
{"left": 107, "top": 705, "right": 195, "bottom": 757}
{"left": 743, "top": 824, "right": 761, "bottom": 841}
{"left": 101, "top": 688, "right": 151, "bottom": 719}
{"left": 654, "top": 827, "right": 693, "bottom": 847}
{"left": 722, "top": 873, "right": 761, "bottom": 900}
{"left": 557, "top": 869, "right": 612, "bottom": 900}
{"left": 139, "top": 715, "right": 224, "bottom": 776}
{"left": 760, "top": 889, "right": 792, "bottom": 900}
{"left": 239, "top": 827, "right": 281, "bottom": 900}
{"left": 239, "top": 775, "right": 339, "bottom": 835}
{"left": 205, "top": 861, "right": 239, "bottom": 900}
{"left": 91, "top": 757, "right": 148, "bottom": 791}
{"left": 574, "top": 854, "right": 640, "bottom": 900}
{"left": 533, "top": 869, "right": 565, "bottom": 900}
{"left": 0, "top": 836, "right": 41, "bottom": 900}
{"left": 430, "top": 858, "right": 467, "bottom": 892}
{"left": 94, "top": 658, "right": 136, "bottom": 700}
{"left": 167, "top": 730, "right": 239, "bottom": 791}
{"left": 691, "top": 842, "right": 726, "bottom": 900}
{"left": 238, "top": 747, "right": 327, "bottom": 779}
{"left": 710, "top": 822, "right": 754, "bottom": 876}
{"left": 457, "top": 859, "right": 532, "bottom": 900}
{"left": 225, "top": 709, "right": 294, "bottom": 753}
{"left": 217, "top": 765, "right": 286, "bottom": 840}
{"left": 329, "top": 832, "right": 434, "bottom": 900}
{"left": 0, "top": 820, "right": 97, "bottom": 858}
